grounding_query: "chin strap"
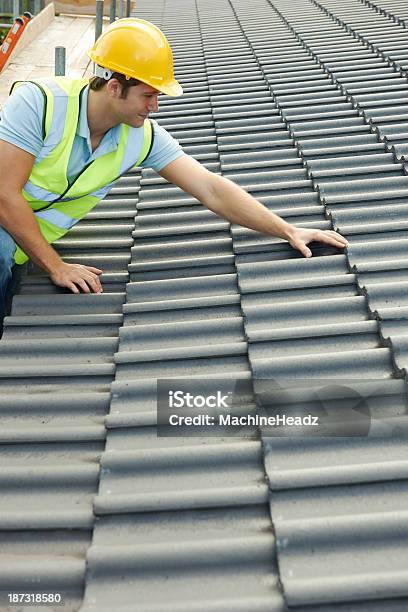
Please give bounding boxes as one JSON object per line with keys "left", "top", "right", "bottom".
{"left": 93, "top": 65, "right": 114, "bottom": 80}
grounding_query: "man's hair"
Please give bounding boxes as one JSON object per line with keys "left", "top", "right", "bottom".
{"left": 89, "top": 72, "right": 140, "bottom": 99}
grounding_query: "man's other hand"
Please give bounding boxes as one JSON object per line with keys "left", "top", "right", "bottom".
{"left": 50, "top": 263, "right": 103, "bottom": 294}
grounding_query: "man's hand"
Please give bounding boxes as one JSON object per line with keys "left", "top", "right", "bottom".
{"left": 287, "top": 227, "right": 349, "bottom": 258}
{"left": 49, "top": 263, "right": 103, "bottom": 294}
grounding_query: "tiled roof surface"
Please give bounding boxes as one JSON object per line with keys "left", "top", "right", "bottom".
{"left": 1, "top": 0, "right": 408, "bottom": 610}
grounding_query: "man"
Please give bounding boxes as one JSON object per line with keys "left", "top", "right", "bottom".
{"left": 0, "top": 18, "right": 348, "bottom": 322}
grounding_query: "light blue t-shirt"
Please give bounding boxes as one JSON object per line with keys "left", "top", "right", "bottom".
{"left": 0, "top": 82, "right": 184, "bottom": 181}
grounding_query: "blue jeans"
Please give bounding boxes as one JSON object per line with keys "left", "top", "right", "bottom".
{"left": 0, "top": 226, "right": 16, "bottom": 322}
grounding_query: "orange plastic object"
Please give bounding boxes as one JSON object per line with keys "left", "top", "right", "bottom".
{"left": 0, "top": 12, "right": 32, "bottom": 73}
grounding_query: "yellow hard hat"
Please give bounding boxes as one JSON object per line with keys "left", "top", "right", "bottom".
{"left": 88, "top": 18, "right": 183, "bottom": 97}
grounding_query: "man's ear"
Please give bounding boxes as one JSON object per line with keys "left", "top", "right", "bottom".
{"left": 106, "top": 78, "right": 122, "bottom": 97}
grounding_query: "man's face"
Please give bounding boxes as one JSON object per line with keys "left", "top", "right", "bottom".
{"left": 111, "top": 81, "right": 161, "bottom": 127}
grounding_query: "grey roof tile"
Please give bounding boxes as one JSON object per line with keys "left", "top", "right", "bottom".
{"left": 347, "top": 236, "right": 408, "bottom": 267}
{"left": 216, "top": 131, "right": 294, "bottom": 148}
{"left": 306, "top": 151, "right": 397, "bottom": 169}
{"left": 2, "top": 314, "right": 123, "bottom": 339}
{"left": 0, "top": 529, "right": 90, "bottom": 605}
{"left": 327, "top": 195, "right": 408, "bottom": 223}
{"left": 358, "top": 278, "right": 408, "bottom": 310}
{"left": 225, "top": 167, "right": 307, "bottom": 184}
{"left": 380, "top": 323, "right": 408, "bottom": 372}
{"left": 249, "top": 319, "right": 379, "bottom": 343}
{"left": 81, "top": 512, "right": 280, "bottom": 612}
{"left": 269, "top": 476, "right": 408, "bottom": 605}
{"left": 0, "top": 553, "right": 86, "bottom": 592}
{"left": 114, "top": 342, "right": 248, "bottom": 366}
{"left": 123, "top": 304, "right": 243, "bottom": 328}
{"left": 94, "top": 459, "right": 267, "bottom": 516}
{"left": 251, "top": 345, "right": 393, "bottom": 378}
{"left": 123, "top": 291, "right": 241, "bottom": 315}
{"left": 244, "top": 295, "right": 369, "bottom": 331}
{"left": 126, "top": 273, "right": 238, "bottom": 303}
{"left": 9, "top": 292, "right": 126, "bottom": 316}
{"left": 133, "top": 208, "right": 225, "bottom": 230}
{"left": 118, "top": 317, "right": 245, "bottom": 349}
{"left": 130, "top": 235, "right": 233, "bottom": 258}
{"left": 237, "top": 253, "right": 349, "bottom": 290}
{"left": 0, "top": 337, "right": 118, "bottom": 363}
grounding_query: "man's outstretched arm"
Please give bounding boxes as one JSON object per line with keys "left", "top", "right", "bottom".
{"left": 159, "top": 155, "right": 348, "bottom": 257}
{"left": 0, "top": 140, "right": 102, "bottom": 293}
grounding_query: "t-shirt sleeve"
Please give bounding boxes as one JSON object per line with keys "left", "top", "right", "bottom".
{"left": 0, "top": 82, "right": 45, "bottom": 157}
{"left": 141, "top": 118, "right": 185, "bottom": 172}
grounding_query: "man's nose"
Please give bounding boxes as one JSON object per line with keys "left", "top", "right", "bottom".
{"left": 147, "top": 96, "right": 159, "bottom": 113}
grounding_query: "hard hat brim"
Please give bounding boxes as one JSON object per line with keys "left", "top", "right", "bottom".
{"left": 158, "top": 80, "right": 183, "bottom": 97}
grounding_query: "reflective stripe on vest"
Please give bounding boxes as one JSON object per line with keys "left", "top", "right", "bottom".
{"left": 10, "top": 77, "right": 153, "bottom": 264}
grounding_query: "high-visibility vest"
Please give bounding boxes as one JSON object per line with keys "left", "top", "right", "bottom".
{"left": 10, "top": 77, "right": 153, "bottom": 264}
